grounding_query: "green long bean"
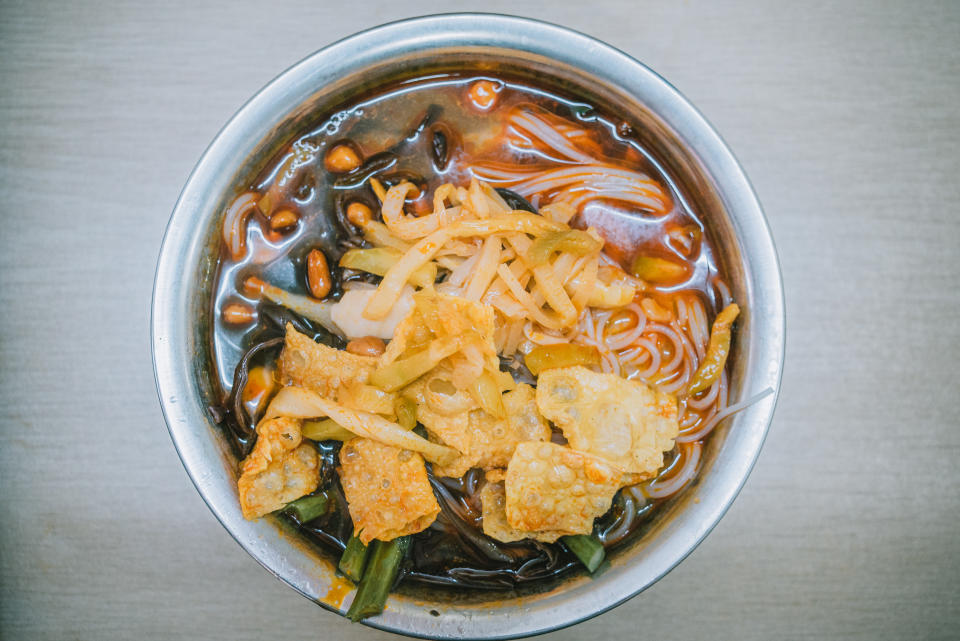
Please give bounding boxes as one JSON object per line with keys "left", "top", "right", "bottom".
{"left": 338, "top": 536, "right": 370, "bottom": 583}
{"left": 282, "top": 492, "right": 329, "bottom": 523}
{"left": 346, "top": 537, "right": 411, "bottom": 622}
{"left": 562, "top": 534, "right": 605, "bottom": 573}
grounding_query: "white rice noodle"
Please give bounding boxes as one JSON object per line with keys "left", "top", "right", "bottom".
{"left": 483, "top": 282, "right": 527, "bottom": 319}
{"left": 223, "top": 191, "right": 259, "bottom": 260}
{"left": 510, "top": 110, "right": 597, "bottom": 164}
{"left": 602, "top": 303, "right": 647, "bottom": 351}
{"left": 656, "top": 361, "right": 692, "bottom": 395}
{"left": 646, "top": 323, "right": 685, "bottom": 376}
{"left": 686, "top": 374, "right": 722, "bottom": 410}
{"left": 714, "top": 278, "right": 733, "bottom": 309}
{"left": 621, "top": 337, "right": 661, "bottom": 380}
{"left": 677, "top": 385, "right": 773, "bottom": 444}
{"left": 644, "top": 441, "right": 702, "bottom": 499}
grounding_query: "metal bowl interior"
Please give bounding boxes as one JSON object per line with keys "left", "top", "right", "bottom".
{"left": 152, "top": 13, "right": 784, "bottom": 639}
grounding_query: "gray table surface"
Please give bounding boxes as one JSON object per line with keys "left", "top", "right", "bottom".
{"left": 2, "top": 1, "right": 958, "bottom": 639}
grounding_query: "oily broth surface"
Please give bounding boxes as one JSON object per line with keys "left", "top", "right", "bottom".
{"left": 212, "top": 75, "right": 722, "bottom": 391}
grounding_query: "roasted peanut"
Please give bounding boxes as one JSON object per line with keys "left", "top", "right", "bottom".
{"left": 242, "top": 275, "right": 267, "bottom": 296}
{"left": 269, "top": 209, "right": 299, "bottom": 231}
{"left": 306, "top": 249, "right": 332, "bottom": 299}
{"left": 222, "top": 302, "right": 256, "bottom": 325}
{"left": 346, "top": 201, "right": 373, "bottom": 227}
{"left": 467, "top": 80, "right": 500, "bottom": 111}
{"left": 324, "top": 143, "right": 361, "bottom": 173}
{"left": 346, "top": 336, "right": 386, "bottom": 357}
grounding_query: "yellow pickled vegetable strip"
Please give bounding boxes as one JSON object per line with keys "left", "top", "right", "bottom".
{"left": 394, "top": 397, "right": 417, "bottom": 431}
{"left": 469, "top": 370, "right": 506, "bottom": 418}
{"left": 527, "top": 230, "right": 603, "bottom": 265}
{"left": 688, "top": 303, "right": 740, "bottom": 395}
{"left": 508, "top": 234, "right": 578, "bottom": 327}
{"left": 631, "top": 256, "right": 687, "bottom": 283}
{"left": 587, "top": 281, "right": 636, "bottom": 308}
{"left": 362, "top": 221, "right": 411, "bottom": 252}
{"left": 369, "top": 177, "right": 387, "bottom": 203}
{"left": 363, "top": 230, "right": 453, "bottom": 319}
{"left": 381, "top": 182, "right": 469, "bottom": 241}
{"left": 464, "top": 235, "right": 501, "bottom": 300}
{"left": 495, "top": 264, "right": 564, "bottom": 330}
{"left": 453, "top": 213, "right": 565, "bottom": 237}
{"left": 569, "top": 255, "right": 598, "bottom": 311}
{"left": 340, "top": 248, "right": 436, "bottom": 288}
{"left": 369, "top": 336, "right": 462, "bottom": 392}
{"left": 264, "top": 387, "right": 457, "bottom": 465}
{"left": 363, "top": 214, "right": 564, "bottom": 320}
{"left": 302, "top": 418, "right": 355, "bottom": 441}
{"left": 524, "top": 343, "right": 601, "bottom": 375}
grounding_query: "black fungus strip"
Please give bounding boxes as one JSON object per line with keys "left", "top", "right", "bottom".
{"left": 431, "top": 129, "right": 448, "bottom": 171}
{"left": 430, "top": 477, "right": 513, "bottom": 564}
{"left": 227, "top": 336, "right": 283, "bottom": 446}
{"left": 495, "top": 188, "right": 538, "bottom": 213}
{"left": 406, "top": 104, "right": 442, "bottom": 142}
{"left": 333, "top": 152, "right": 398, "bottom": 190}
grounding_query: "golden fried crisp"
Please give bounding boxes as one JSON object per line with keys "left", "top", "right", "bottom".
{"left": 536, "top": 366, "right": 679, "bottom": 479}
{"left": 278, "top": 325, "right": 396, "bottom": 415}
{"left": 415, "top": 383, "right": 551, "bottom": 478}
{"left": 382, "top": 290, "right": 497, "bottom": 367}
{"left": 505, "top": 441, "right": 620, "bottom": 536}
{"left": 480, "top": 481, "right": 563, "bottom": 543}
{"left": 338, "top": 438, "right": 440, "bottom": 544}
{"left": 238, "top": 417, "right": 319, "bottom": 520}
{"left": 485, "top": 469, "right": 507, "bottom": 483}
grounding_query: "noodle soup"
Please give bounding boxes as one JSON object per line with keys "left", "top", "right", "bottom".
{"left": 208, "top": 72, "right": 745, "bottom": 617}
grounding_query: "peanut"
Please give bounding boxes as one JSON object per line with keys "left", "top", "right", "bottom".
{"left": 346, "top": 201, "right": 373, "bottom": 227}
{"left": 306, "top": 249, "right": 332, "bottom": 299}
{"left": 467, "top": 80, "right": 500, "bottom": 111}
{"left": 324, "top": 143, "right": 361, "bottom": 173}
{"left": 346, "top": 336, "right": 386, "bottom": 357}
{"left": 269, "top": 209, "right": 299, "bottom": 231}
{"left": 222, "top": 302, "right": 256, "bottom": 325}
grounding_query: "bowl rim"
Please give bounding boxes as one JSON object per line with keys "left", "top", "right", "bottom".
{"left": 152, "top": 12, "right": 785, "bottom": 639}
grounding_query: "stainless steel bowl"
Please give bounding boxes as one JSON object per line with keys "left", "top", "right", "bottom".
{"left": 152, "top": 13, "right": 785, "bottom": 639}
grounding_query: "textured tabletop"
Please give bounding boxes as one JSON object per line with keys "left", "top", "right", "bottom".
{"left": 1, "top": 1, "right": 958, "bottom": 639}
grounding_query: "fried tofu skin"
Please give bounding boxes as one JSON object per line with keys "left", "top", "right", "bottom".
{"left": 536, "top": 366, "right": 679, "bottom": 479}
{"left": 480, "top": 481, "right": 564, "bottom": 543}
{"left": 381, "top": 291, "right": 497, "bottom": 367}
{"left": 238, "top": 417, "right": 320, "bottom": 520}
{"left": 278, "top": 325, "right": 396, "bottom": 415}
{"left": 415, "top": 383, "right": 550, "bottom": 478}
{"left": 338, "top": 438, "right": 440, "bottom": 544}
{"left": 505, "top": 441, "right": 620, "bottom": 536}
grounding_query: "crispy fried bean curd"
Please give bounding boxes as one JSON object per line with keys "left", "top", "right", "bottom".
{"left": 238, "top": 417, "right": 319, "bottom": 520}
{"left": 505, "top": 442, "right": 621, "bottom": 536}
{"left": 339, "top": 438, "right": 440, "bottom": 544}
